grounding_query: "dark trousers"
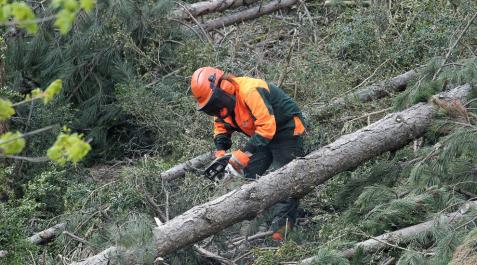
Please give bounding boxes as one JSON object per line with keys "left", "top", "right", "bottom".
{"left": 244, "top": 132, "right": 303, "bottom": 231}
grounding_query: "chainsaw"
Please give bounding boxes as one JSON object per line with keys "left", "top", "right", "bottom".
{"left": 202, "top": 154, "right": 244, "bottom": 182}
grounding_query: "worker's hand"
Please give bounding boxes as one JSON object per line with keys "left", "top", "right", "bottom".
{"left": 229, "top": 150, "right": 251, "bottom": 176}
{"left": 215, "top": 149, "right": 226, "bottom": 158}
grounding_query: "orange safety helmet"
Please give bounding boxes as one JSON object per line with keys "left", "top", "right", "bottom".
{"left": 191, "top": 67, "right": 224, "bottom": 110}
{"left": 191, "top": 67, "right": 236, "bottom": 118}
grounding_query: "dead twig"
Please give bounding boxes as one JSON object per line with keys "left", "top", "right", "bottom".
{"left": 340, "top": 107, "right": 392, "bottom": 123}
{"left": 194, "top": 245, "right": 236, "bottom": 265}
{"left": 144, "top": 192, "right": 167, "bottom": 223}
{"left": 62, "top": 231, "right": 91, "bottom": 246}
{"left": 278, "top": 29, "right": 298, "bottom": 87}
{"left": 175, "top": 1, "right": 212, "bottom": 44}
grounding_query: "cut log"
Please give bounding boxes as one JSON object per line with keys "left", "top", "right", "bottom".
{"left": 305, "top": 69, "right": 417, "bottom": 121}
{"left": 171, "top": 0, "right": 261, "bottom": 19}
{"left": 199, "top": 0, "right": 299, "bottom": 31}
{"left": 70, "top": 84, "right": 470, "bottom": 265}
{"left": 0, "top": 223, "right": 66, "bottom": 259}
{"left": 299, "top": 201, "right": 477, "bottom": 264}
{"left": 29, "top": 222, "right": 66, "bottom": 245}
{"left": 160, "top": 152, "right": 214, "bottom": 181}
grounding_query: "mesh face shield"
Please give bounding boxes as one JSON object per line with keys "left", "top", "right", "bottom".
{"left": 198, "top": 74, "right": 235, "bottom": 118}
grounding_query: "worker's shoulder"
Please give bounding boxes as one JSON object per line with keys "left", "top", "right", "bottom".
{"left": 234, "top": 77, "right": 269, "bottom": 95}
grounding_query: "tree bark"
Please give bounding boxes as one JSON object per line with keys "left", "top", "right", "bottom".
{"left": 171, "top": 0, "right": 261, "bottom": 19}
{"left": 161, "top": 152, "right": 214, "bottom": 181}
{"left": 199, "top": 0, "right": 299, "bottom": 31}
{"left": 29, "top": 223, "right": 66, "bottom": 245}
{"left": 69, "top": 84, "right": 469, "bottom": 265}
{"left": 305, "top": 69, "right": 417, "bottom": 121}
{"left": 299, "top": 201, "right": 477, "bottom": 264}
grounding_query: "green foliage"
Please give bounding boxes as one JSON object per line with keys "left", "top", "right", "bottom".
{"left": 396, "top": 252, "right": 429, "bottom": 265}
{"left": 22, "top": 168, "right": 68, "bottom": 214}
{"left": 0, "top": 97, "right": 14, "bottom": 120}
{"left": 115, "top": 79, "right": 210, "bottom": 158}
{"left": 9, "top": 2, "right": 37, "bottom": 33}
{"left": 47, "top": 128, "right": 91, "bottom": 165}
{"left": 0, "top": 0, "right": 96, "bottom": 34}
{"left": 354, "top": 185, "right": 396, "bottom": 213}
{"left": 42, "top": 79, "right": 62, "bottom": 104}
{"left": 5, "top": 0, "right": 180, "bottom": 160}
{"left": 106, "top": 214, "right": 156, "bottom": 264}
{"left": 0, "top": 131, "right": 25, "bottom": 154}
{"left": 358, "top": 193, "right": 435, "bottom": 235}
{"left": 253, "top": 241, "right": 318, "bottom": 265}
{"left": 332, "top": 159, "right": 403, "bottom": 209}
{"left": 0, "top": 198, "right": 39, "bottom": 264}
{"left": 308, "top": 248, "right": 350, "bottom": 265}
{"left": 1, "top": 0, "right": 476, "bottom": 264}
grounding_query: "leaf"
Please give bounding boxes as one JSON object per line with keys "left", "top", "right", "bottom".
{"left": 31, "top": 88, "right": 43, "bottom": 98}
{"left": 43, "top": 79, "right": 62, "bottom": 104}
{"left": 0, "top": 98, "right": 15, "bottom": 120}
{"left": 0, "top": 131, "right": 26, "bottom": 155}
{"left": 80, "top": 0, "right": 96, "bottom": 11}
{"left": 0, "top": 5, "right": 12, "bottom": 23}
{"left": 47, "top": 130, "right": 91, "bottom": 165}
{"left": 54, "top": 9, "right": 76, "bottom": 34}
{"left": 10, "top": 2, "right": 37, "bottom": 33}
{"left": 64, "top": 0, "right": 79, "bottom": 12}
{"left": 51, "top": 0, "right": 64, "bottom": 9}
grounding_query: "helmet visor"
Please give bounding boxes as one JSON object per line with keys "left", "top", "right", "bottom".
{"left": 199, "top": 88, "right": 235, "bottom": 117}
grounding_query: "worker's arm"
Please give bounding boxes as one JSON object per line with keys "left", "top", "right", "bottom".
{"left": 213, "top": 117, "right": 232, "bottom": 154}
{"left": 242, "top": 87, "right": 276, "bottom": 154}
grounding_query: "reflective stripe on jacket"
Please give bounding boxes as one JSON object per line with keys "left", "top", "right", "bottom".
{"left": 213, "top": 77, "right": 305, "bottom": 154}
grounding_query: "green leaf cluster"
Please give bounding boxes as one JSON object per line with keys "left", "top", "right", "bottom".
{"left": 0, "top": 131, "right": 25, "bottom": 155}
{"left": 51, "top": 0, "right": 96, "bottom": 34}
{"left": 0, "top": 97, "right": 14, "bottom": 120}
{"left": 47, "top": 129, "right": 91, "bottom": 165}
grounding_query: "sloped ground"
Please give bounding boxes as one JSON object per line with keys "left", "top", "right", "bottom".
{"left": 1, "top": 0, "right": 476, "bottom": 264}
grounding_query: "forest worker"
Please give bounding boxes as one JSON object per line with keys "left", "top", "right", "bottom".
{"left": 190, "top": 66, "right": 306, "bottom": 241}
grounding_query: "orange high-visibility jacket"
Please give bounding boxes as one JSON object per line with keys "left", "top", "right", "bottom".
{"left": 213, "top": 77, "right": 305, "bottom": 154}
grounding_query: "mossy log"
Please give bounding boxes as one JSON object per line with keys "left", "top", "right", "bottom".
{"left": 69, "top": 84, "right": 470, "bottom": 265}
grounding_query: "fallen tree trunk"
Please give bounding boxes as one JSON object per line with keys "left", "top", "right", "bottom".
{"left": 29, "top": 222, "right": 66, "bottom": 245}
{"left": 306, "top": 69, "right": 417, "bottom": 120}
{"left": 299, "top": 201, "right": 477, "bottom": 264}
{"left": 160, "top": 152, "right": 214, "bottom": 181}
{"left": 70, "top": 84, "right": 470, "bottom": 265}
{"left": 171, "top": 0, "right": 261, "bottom": 19}
{"left": 199, "top": 0, "right": 299, "bottom": 31}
